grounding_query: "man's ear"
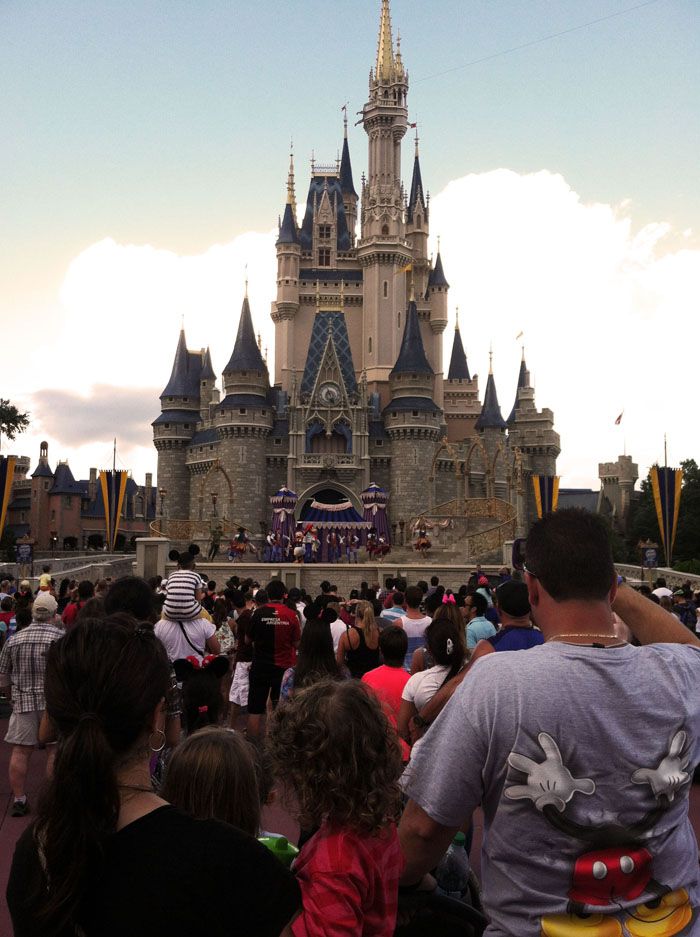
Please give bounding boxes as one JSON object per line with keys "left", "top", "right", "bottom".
{"left": 526, "top": 573, "right": 540, "bottom": 608}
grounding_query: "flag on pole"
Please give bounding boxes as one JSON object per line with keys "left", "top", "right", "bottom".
{"left": 396, "top": 262, "right": 413, "bottom": 275}
{"left": 532, "top": 475, "right": 560, "bottom": 519}
{"left": 99, "top": 470, "right": 129, "bottom": 551}
{"left": 408, "top": 122, "right": 417, "bottom": 128}
{"left": 515, "top": 331, "right": 524, "bottom": 340}
{"left": 614, "top": 411, "right": 624, "bottom": 425}
{"left": 0, "top": 456, "right": 16, "bottom": 539}
{"left": 649, "top": 465, "right": 683, "bottom": 567}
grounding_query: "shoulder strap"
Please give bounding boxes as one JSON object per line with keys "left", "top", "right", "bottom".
{"left": 177, "top": 620, "right": 205, "bottom": 657}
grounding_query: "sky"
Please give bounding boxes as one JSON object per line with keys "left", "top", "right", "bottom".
{"left": 2, "top": 0, "right": 699, "bottom": 490}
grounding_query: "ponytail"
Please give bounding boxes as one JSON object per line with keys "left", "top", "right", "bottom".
{"left": 33, "top": 617, "right": 170, "bottom": 932}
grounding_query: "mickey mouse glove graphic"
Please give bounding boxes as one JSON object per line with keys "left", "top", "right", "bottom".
{"left": 505, "top": 733, "right": 596, "bottom": 812}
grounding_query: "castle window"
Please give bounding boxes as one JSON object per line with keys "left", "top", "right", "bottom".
{"left": 368, "top": 337, "right": 372, "bottom": 354}
{"left": 375, "top": 440, "right": 383, "bottom": 447}
{"left": 261, "top": 409, "right": 267, "bottom": 415}
{"left": 416, "top": 216, "right": 422, "bottom": 229}
{"left": 164, "top": 423, "right": 170, "bottom": 428}
{"left": 239, "top": 408, "right": 247, "bottom": 414}
{"left": 168, "top": 397, "right": 174, "bottom": 402}
{"left": 63, "top": 496, "right": 71, "bottom": 508}
{"left": 209, "top": 445, "right": 214, "bottom": 450}
{"left": 383, "top": 280, "right": 388, "bottom": 298}
{"left": 318, "top": 248, "right": 331, "bottom": 267}
{"left": 398, "top": 312, "right": 401, "bottom": 329}
{"left": 412, "top": 410, "right": 419, "bottom": 417}
{"left": 274, "top": 438, "right": 282, "bottom": 446}
{"left": 318, "top": 224, "right": 331, "bottom": 239}
{"left": 392, "top": 411, "right": 397, "bottom": 418}
{"left": 184, "top": 424, "right": 190, "bottom": 429}
{"left": 381, "top": 224, "right": 389, "bottom": 235}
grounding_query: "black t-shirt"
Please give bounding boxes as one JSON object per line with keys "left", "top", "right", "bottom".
{"left": 7, "top": 805, "right": 300, "bottom": 937}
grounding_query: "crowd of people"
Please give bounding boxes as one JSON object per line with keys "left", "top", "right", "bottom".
{"left": 1, "top": 508, "right": 700, "bottom": 936}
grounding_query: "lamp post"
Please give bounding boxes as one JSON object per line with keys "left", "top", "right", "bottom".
{"left": 158, "top": 488, "right": 167, "bottom": 536}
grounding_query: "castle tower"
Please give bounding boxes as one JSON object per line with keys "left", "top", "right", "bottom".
{"left": 444, "top": 314, "right": 481, "bottom": 441}
{"left": 217, "top": 293, "right": 273, "bottom": 531}
{"left": 426, "top": 248, "right": 449, "bottom": 406}
{"left": 153, "top": 330, "right": 202, "bottom": 519}
{"left": 357, "top": 0, "right": 412, "bottom": 396}
{"left": 199, "top": 347, "right": 217, "bottom": 420}
{"left": 30, "top": 440, "right": 53, "bottom": 548}
{"left": 384, "top": 296, "right": 441, "bottom": 513}
{"left": 599, "top": 454, "right": 639, "bottom": 532}
{"left": 506, "top": 349, "right": 561, "bottom": 525}
{"left": 272, "top": 149, "right": 301, "bottom": 389}
{"left": 340, "top": 112, "right": 359, "bottom": 244}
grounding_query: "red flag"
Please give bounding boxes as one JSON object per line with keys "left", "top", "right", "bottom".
{"left": 408, "top": 122, "right": 417, "bottom": 128}
{"left": 614, "top": 411, "right": 623, "bottom": 425}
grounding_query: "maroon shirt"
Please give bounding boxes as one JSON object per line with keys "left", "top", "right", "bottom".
{"left": 250, "top": 603, "right": 300, "bottom": 669}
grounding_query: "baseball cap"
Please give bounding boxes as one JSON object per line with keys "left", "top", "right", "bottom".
{"left": 33, "top": 592, "right": 58, "bottom": 616}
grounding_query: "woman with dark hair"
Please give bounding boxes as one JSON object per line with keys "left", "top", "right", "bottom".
{"left": 56, "top": 578, "right": 72, "bottom": 614}
{"left": 7, "top": 619, "right": 299, "bottom": 937}
{"left": 280, "top": 604, "right": 342, "bottom": 701}
{"left": 398, "top": 609, "right": 467, "bottom": 746}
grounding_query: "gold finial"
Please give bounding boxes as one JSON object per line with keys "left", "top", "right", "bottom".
{"left": 414, "top": 122, "right": 419, "bottom": 158}
{"left": 437, "top": 234, "right": 441, "bottom": 255}
{"left": 376, "top": 0, "right": 395, "bottom": 81}
{"left": 286, "top": 141, "right": 296, "bottom": 212}
{"left": 489, "top": 344, "right": 494, "bottom": 375}
{"left": 257, "top": 332, "right": 262, "bottom": 351}
{"left": 244, "top": 264, "right": 249, "bottom": 298}
{"left": 522, "top": 344, "right": 526, "bottom": 362}
{"left": 311, "top": 149, "right": 315, "bottom": 174}
{"left": 342, "top": 102, "right": 349, "bottom": 138}
{"left": 455, "top": 307, "right": 460, "bottom": 331}
{"left": 264, "top": 345, "right": 268, "bottom": 364}
{"left": 409, "top": 269, "right": 415, "bottom": 303}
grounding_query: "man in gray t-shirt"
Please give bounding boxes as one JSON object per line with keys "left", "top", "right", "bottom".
{"left": 399, "top": 509, "right": 700, "bottom": 937}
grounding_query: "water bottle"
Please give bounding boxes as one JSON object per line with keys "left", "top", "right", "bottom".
{"left": 435, "top": 831, "right": 470, "bottom": 898}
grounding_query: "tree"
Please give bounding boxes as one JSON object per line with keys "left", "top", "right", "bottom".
{"left": 0, "top": 399, "right": 29, "bottom": 451}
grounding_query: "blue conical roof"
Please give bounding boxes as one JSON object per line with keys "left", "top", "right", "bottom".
{"left": 223, "top": 297, "right": 266, "bottom": 374}
{"left": 390, "top": 301, "right": 433, "bottom": 376}
{"left": 277, "top": 202, "right": 299, "bottom": 245}
{"left": 339, "top": 137, "right": 357, "bottom": 198}
{"left": 161, "top": 330, "right": 203, "bottom": 398}
{"left": 507, "top": 358, "right": 528, "bottom": 424}
{"left": 200, "top": 348, "right": 216, "bottom": 381}
{"left": 428, "top": 251, "right": 449, "bottom": 288}
{"left": 407, "top": 154, "right": 426, "bottom": 222}
{"left": 475, "top": 372, "right": 506, "bottom": 430}
{"left": 447, "top": 326, "right": 470, "bottom": 380}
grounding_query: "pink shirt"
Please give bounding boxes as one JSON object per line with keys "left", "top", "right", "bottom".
{"left": 291, "top": 823, "right": 403, "bottom": 937}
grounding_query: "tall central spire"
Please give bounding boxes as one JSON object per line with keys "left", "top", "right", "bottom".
{"left": 376, "top": 0, "right": 395, "bottom": 80}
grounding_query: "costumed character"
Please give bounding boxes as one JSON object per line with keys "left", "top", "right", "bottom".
{"left": 348, "top": 532, "right": 360, "bottom": 564}
{"left": 311, "top": 528, "right": 320, "bottom": 563}
{"left": 293, "top": 528, "right": 305, "bottom": 564}
{"left": 414, "top": 522, "right": 432, "bottom": 558}
{"left": 228, "top": 527, "right": 249, "bottom": 563}
{"left": 326, "top": 531, "right": 340, "bottom": 564}
{"left": 264, "top": 531, "right": 275, "bottom": 563}
{"left": 271, "top": 533, "right": 283, "bottom": 564}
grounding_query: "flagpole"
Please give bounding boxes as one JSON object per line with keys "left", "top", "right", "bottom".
{"left": 111, "top": 438, "right": 116, "bottom": 553}
{"left": 663, "top": 434, "right": 670, "bottom": 568}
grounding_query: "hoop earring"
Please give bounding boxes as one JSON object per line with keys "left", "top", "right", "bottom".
{"left": 149, "top": 728, "right": 166, "bottom": 753}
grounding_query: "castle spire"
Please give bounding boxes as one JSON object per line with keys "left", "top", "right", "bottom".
{"left": 223, "top": 295, "right": 267, "bottom": 374}
{"left": 286, "top": 141, "right": 296, "bottom": 211}
{"left": 160, "top": 328, "right": 201, "bottom": 398}
{"left": 277, "top": 144, "right": 299, "bottom": 245}
{"left": 376, "top": 0, "right": 395, "bottom": 81}
{"left": 447, "top": 313, "right": 471, "bottom": 381}
{"left": 507, "top": 349, "right": 531, "bottom": 424}
{"left": 391, "top": 299, "right": 433, "bottom": 376}
{"left": 339, "top": 115, "right": 357, "bottom": 198}
{"left": 407, "top": 124, "right": 426, "bottom": 223}
{"left": 475, "top": 351, "right": 506, "bottom": 431}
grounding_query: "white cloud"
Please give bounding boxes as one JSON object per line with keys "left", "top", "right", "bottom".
{"left": 9, "top": 168, "right": 700, "bottom": 489}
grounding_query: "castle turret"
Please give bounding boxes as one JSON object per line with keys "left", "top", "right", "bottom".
{"left": 357, "top": 0, "right": 411, "bottom": 395}
{"left": 199, "top": 347, "right": 216, "bottom": 420}
{"left": 339, "top": 112, "right": 358, "bottom": 243}
{"left": 153, "top": 330, "right": 202, "bottom": 519}
{"left": 30, "top": 441, "right": 53, "bottom": 548}
{"left": 217, "top": 293, "right": 273, "bottom": 531}
{"left": 506, "top": 350, "right": 560, "bottom": 527}
{"left": 273, "top": 149, "right": 302, "bottom": 388}
{"left": 475, "top": 354, "right": 506, "bottom": 433}
{"left": 384, "top": 297, "right": 441, "bottom": 513}
{"left": 406, "top": 131, "right": 428, "bottom": 264}
{"left": 599, "top": 454, "right": 638, "bottom": 533}
{"left": 426, "top": 247, "right": 449, "bottom": 405}
{"left": 444, "top": 314, "right": 481, "bottom": 441}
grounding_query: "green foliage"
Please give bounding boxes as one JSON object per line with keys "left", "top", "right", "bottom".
{"left": 627, "top": 459, "right": 700, "bottom": 566}
{"left": 0, "top": 399, "right": 29, "bottom": 444}
{"left": 0, "top": 528, "right": 17, "bottom": 563}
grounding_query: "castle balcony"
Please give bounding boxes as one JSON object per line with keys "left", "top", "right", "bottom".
{"left": 298, "top": 454, "right": 360, "bottom": 470}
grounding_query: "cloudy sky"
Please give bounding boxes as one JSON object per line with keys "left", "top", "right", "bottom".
{"left": 2, "top": 0, "right": 698, "bottom": 489}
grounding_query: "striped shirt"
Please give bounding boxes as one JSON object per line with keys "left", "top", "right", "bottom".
{"left": 0, "top": 622, "right": 64, "bottom": 713}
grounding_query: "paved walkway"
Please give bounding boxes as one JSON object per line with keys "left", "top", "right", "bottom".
{"left": 1, "top": 728, "right": 698, "bottom": 934}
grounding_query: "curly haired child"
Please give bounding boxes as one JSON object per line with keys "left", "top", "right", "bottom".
{"left": 267, "top": 678, "right": 404, "bottom": 937}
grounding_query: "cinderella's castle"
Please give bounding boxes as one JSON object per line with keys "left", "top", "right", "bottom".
{"left": 153, "top": 0, "right": 560, "bottom": 556}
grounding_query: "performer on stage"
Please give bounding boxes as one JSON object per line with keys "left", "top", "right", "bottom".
{"left": 228, "top": 527, "right": 249, "bottom": 563}
{"left": 346, "top": 531, "right": 360, "bottom": 564}
{"left": 326, "top": 530, "right": 340, "bottom": 564}
{"left": 293, "top": 528, "right": 305, "bottom": 564}
{"left": 414, "top": 521, "right": 432, "bottom": 559}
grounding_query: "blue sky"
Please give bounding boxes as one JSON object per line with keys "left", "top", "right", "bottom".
{"left": 2, "top": 0, "right": 699, "bottom": 485}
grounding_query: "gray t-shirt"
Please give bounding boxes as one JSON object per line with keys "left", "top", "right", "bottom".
{"left": 403, "top": 641, "right": 700, "bottom": 936}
